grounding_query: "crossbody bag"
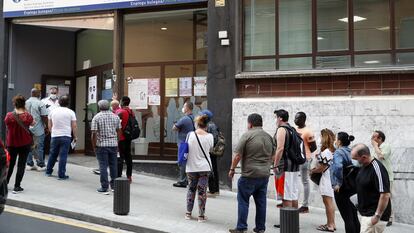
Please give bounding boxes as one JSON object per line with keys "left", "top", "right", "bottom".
{"left": 194, "top": 132, "right": 214, "bottom": 178}
{"left": 12, "top": 111, "right": 33, "bottom": 146}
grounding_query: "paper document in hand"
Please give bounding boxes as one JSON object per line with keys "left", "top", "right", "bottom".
{"left": 71, "top": 140, "right": 77, "bottom": 149}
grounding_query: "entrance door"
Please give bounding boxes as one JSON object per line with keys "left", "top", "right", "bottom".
{"left": 80, "top": 66, "right": 114, "bottom": 156}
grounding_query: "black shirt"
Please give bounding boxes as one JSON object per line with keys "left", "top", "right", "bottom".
{"left": 356, "top": 158, "right": 391, "bottom": 221}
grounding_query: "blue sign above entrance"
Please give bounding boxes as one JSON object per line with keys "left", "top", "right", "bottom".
{"left": 3, "top": 0, "right": 207, "bottom": 18}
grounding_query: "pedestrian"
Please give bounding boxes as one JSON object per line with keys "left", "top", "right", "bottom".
{"left": 273, "top": 109, "right": 302, "bottom": 228}
{"left": 310, "top": 128, "right": 336, "bottom": 232}
{"left": 331, "top": 132, "right": 360, "bottom": 233}
{"left": 5, "top": 95, "right": 34, "bottom": 194}
{"left": 116, "top": 96, "right": 134, "bottom": 183}
{"left": 294, "top": 112, "right": 317, "bottom": 214}
{"left": 91, "top": 100, "right": 121, "bottom": 195}
{"left": 41, "top": 86, "right": 60, "bottom": 158}
{"left": 200, "top": 109, "right": 220, "bottom": 196}
{"left": 371, "top": 130, "right": 394, "bottom": 227}
{"left": 110, "top": 99, "right": 120, "bottom": 113}
{"left": 172, "top": 101, "right": 195, "bottom": 188}
{"left": 45, "top": 95, "right": 77, "bottom": 180}
{"left": 351, "top": 144, "right": 392, "bottom": 233}
{"left": 185, "top": 114, "right": 213, "bottom": 222}
{"left": 25, "top": 88, "right": 48, "bottom": 171}
{"left": 228, "top": 113, "right": 275, "bottom": 233}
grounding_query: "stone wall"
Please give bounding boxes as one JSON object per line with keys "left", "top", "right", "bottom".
{"left": 232, "top": 96, "right": 414, "bottom": 224}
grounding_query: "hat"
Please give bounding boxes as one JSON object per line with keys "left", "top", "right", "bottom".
{"left": 200, "top": 109, "right": 213, "bottom": 120}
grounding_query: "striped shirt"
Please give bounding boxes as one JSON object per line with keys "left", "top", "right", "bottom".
{"left": 91, "top": 111, "right": 121, "bottom": 147}
{"left": 356, "top": 158, "right": 391, "bottom": 221}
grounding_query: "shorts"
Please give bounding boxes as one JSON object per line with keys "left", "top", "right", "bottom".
{"left": 360, "top": 216, "right": 387, "bottom": 233}
{"left": 275, "top": 172, "right": 285, "bottom": 199}
{"left": 284, "top": 171, "right": 300, "bottom": 201}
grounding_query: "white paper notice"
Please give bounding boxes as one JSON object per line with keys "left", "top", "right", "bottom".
{"left": 179, "top": 77, "right": 192, "bottom": 97}
{"left": 88, "top": 76, "right": 97, "bottom": 104}
{"left": 148, "top": 95, "right": 161, "bottom": 106}
{"left": 105, "top": 79, "right": 112, "bottom": 89}
{"left": 129, "top": 79, "right": 148, "bottom": 109}
{"left": 194, "top": 76, "right": 207, "bottom": 96}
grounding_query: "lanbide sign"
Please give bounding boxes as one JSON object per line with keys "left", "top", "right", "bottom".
{"left": 3, "top": 0, "right": 207, "bottom": 18}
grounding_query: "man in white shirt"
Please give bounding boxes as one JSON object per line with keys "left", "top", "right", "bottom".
{"left": 41, "top": 86, "right": 60, "bottom": 112}
{"left": 45, "top": 95, "right": 77, "bottom": 180}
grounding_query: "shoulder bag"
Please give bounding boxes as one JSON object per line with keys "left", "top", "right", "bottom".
{"left": 194, "top": 132, "right": 214, "bottom": 178}
{"left": 12, "top": 111, "right": 33, "bottom": 146}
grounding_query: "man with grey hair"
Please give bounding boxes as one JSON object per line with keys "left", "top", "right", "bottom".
{"left": 26, "top": 88, "right": 48, "bottom": 170}
{"left": 91, "top": 100, "right": 121, "bottom": 194}
{"left": 351, "top": 143, "right": 391, "bottom": 233}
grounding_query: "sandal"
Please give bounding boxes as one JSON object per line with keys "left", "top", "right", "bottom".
{"left": 185, "top": 213, "right": 192, "bottom": 220}
{"left": 198, "top": 215, "right": 208, "bottom": 223}
{"left": 317, "top": 225, "right": 335, "bottom": 232}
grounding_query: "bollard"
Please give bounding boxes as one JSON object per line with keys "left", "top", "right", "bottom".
{"left": 113, "top": 177, "right": 130, "bottom": 215}
{"left": 280, "top": 207, "right": 299, "bottom": 233}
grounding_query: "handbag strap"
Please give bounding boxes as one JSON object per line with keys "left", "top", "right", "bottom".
{"left": 194, "top": 132, "right": 212, "bottom": 172}
{"left": 12, "top": 111, "right": 31, "bottom": 135}
{"left": 187, "top": 115, "right": 195, "bottom": 131}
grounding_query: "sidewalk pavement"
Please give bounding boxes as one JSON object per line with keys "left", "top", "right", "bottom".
{"left": 6, "top": 155, "right": 414, "bottom": 233}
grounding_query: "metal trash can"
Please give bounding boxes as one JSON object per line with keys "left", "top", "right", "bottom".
{"left": 280, "top": 207, "right": 299, "bottom": 233}
{"left": 113, "top": 177, "right": 130, "bottom": 215}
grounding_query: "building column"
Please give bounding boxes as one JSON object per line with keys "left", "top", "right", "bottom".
{"left": 207, "top": 0, "right": 238, "bottom": 188}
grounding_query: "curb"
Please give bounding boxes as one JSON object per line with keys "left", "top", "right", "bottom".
{"left": 6, "top": 199, "right": 167, "bottom": 233}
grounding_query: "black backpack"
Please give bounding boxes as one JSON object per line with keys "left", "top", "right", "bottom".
{"left": 341, "top": 156, "right": 360, "bottom": 194}
{"left": 280, "top": 125, "right": 306, "bottom": 165}
{"left": 123, "top": 111, "right": 140, "bottom": 140}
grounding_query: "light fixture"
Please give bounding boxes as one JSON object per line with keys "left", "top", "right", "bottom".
{"left": 364, "top": 60, "right": 380, "bottom": 64}
{"left": 161, "top": 27, "right": 168, "bottom": 31}
{"left": 317, "top": 36, "right": 324, "bottom": 40}
{"left": 338, "top": 16, "right": 367, "bottom": 23}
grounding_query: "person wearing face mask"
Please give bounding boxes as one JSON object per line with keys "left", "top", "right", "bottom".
{"left": 25, "top": 88, "right": 49, "bottom": 171}
{"left": 172, "top": 101, "right": 195, "bottom": 188}
{"left": 42, "top": 87, "right": 60, "bottom": 112}
{"left": 330, "top": 132, "right": 360, "bottom": 233}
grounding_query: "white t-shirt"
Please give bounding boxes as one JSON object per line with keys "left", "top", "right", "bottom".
{"left": 186, "top": 132, "right": 214, "bottom": 173}
{"left": 49, "top": 107, "right": 77, "bottom": 138}
{"left": 319, "top": 148, "right": 334, "bottom": 197}
{"left": 42, "top": 97, "right": 60, "bottom": 113}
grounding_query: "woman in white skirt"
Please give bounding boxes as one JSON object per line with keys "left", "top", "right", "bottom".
{"left": 311, "top": 128, "right": 336, "bottom": 232}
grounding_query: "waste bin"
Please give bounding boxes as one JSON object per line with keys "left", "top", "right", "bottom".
{"left": 113, "top": 177, "right": 130, "bottom": 215}
{"left": 280, "top": 207, "right": 299, "bottom": 233}
{"left": 132, "top": 138, "right": 149, "bottom": 155}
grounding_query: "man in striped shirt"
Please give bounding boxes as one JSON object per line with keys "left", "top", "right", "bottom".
{"left": 352, "top": 143, "right": 391, "bottom": 233}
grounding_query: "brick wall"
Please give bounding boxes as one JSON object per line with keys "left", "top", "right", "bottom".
{"left": 237, "top": 74, "right": 414, "bottom": 97}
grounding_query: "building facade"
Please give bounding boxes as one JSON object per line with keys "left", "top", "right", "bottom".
{"left": 0, "top": 0, "right": 413, "bottom": 224}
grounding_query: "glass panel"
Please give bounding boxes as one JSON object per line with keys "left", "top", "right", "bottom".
{"left": 397, "top": 53, "right": 414, "bottom": 65}
{"left": 196, "top": 10, "right": 208, "bottom": 60}
{"left": 244, "top": 59, "right": 276, "bottom": 72}
{"left": 354, "top": 0, "right": 390, "bottom": 51}
{"left": 317, "top": 0, "right": 348, "bottom": 51}
{"left": 279, "top": 0, "right": 312, "bottom": 55}
{"left": 76, "top": 30, "right": 113, "bottom": 71}
{"left": 316, "top": 56, "right": 351, "bottom": 69}
{"left": 124, "top": 9, "right": 206, "bottom": 63}
{"left": 279, "top": 57, "right": 312, "bottom": 70}
{"left": 395, "top": 0, "right": 414, "bottom": 49}
{"left": 355, "top": 54, "right": 392, "bottom": 67}
{"left": 124, "top": 67, "right": 161, "bottom": 156}
{"left": 243, "top": 0, "right": 276, "bottom": 56}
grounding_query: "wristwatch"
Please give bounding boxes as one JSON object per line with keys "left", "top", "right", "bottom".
{"left": 230, "top": 168, "right": 235, "bottom": 171}
{"left": 374, "top": 212, "right": 382, "bottom": 219}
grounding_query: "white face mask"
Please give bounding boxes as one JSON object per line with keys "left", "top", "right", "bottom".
{"left": 50, "top": 94, "right": 57, "bottom": 100}
{"left": 181, "top": 108, "right": 186, "bottom": 114}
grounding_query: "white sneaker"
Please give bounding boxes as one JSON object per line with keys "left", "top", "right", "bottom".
{"left": 26, "top": 165, "right": 35, "bottom": 171}
{"left": 36, "top": 166, "right": 46, "bottom": 171}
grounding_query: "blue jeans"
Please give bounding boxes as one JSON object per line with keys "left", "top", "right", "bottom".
{"left": 236, "top": 176, "right": 269, "bottom": 231}
{"left": 46, "top": 136, "right": 71, "bottom": 178}
{"left": 27, "top": 134, "right": 45, "bottom": 167}
{"left": 96, "top": 147, "right": 118, "bottom": 190}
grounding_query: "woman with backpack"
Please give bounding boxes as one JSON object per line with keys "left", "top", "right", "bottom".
{"left": 330, "top": 132, "right": 360, "bottom": 233}
{"left": 185, "top": 115, "right": 213, "bottom": 223}
{"left": 310, "top": 129, "right": 336, "bottom": 232}
{"left": 4, "top": 95, "right": 34, "bottom": 194}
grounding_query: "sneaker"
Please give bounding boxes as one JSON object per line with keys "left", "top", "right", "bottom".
{"left": 57, "top": 175, "right": 69, "bottom": 180}
{"left": 45, "top": 172, "right": 52, "bottom": 177}
{"left": 173, "top": 182, "right": 187, "bottom": 188}
{"left": 197, "top": 215, "right": 208, "bottom": 223}
{"left": 229, "top": 229, "right": 247, "bottom": 233}
{"left": 26, "top": 165, "right": 36, "bottom": 171}
{"left": 253, "top": 229, "right": 265, "bottom": 233}
{"left": 387, "top": 221, "right": 393, "bottom": 227}
{"left": 207, "top": 192, "right": 219, "bottom": 198}
{"left": 36, "top": 166, "right": 46, "bottom": 171}
{"left": 97, "top": 188, "right": 109, "bottom": 195}
{"left": 298, "top": 206, "right": 309, "bottom": 213}
{"left": 12, "top": 187, "right": 24, "bottom": 194}
{"left": 274, "top": 224, "right": 281, "bottom": 228}
{"left": 185, "top": 213, "right": 192, "bottom": 220}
